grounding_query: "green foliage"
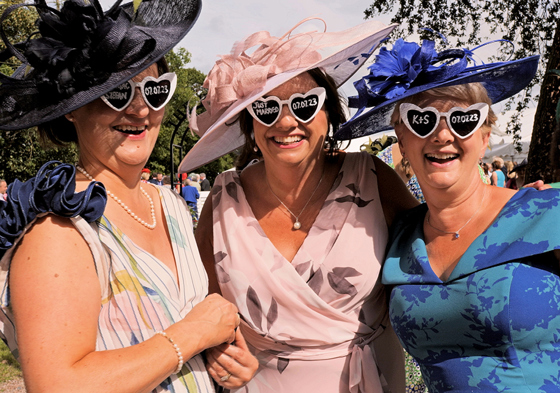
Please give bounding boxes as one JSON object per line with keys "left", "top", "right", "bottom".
{"left": 0, "top": 130, "right": 79, "bottom": 183}
{"left": 365, "top": 0, "right": 558, "bottom": 57}
{"left": 0, "top": 1, "right": 79, "bottom": 183}
{"left": 148, "top": 48, "right": 235, "bottom": 185}
{"left": 0, "top": 340, "right": 21, "bottom": 384}
{"left": 0, "top": 0, "right": 37, "bottom": 73}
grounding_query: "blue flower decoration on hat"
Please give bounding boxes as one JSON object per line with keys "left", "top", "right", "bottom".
{"left": 351, "top": 39, "right": 479, "bottom": 119}
{"left": 0, "top": 161, "right": 107, "bottom": 258}
{"left": 362, "top": 39, "right": 437, "bottom": 101}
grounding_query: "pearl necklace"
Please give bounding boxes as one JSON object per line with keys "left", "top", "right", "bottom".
{"left": 426, "top": 186, "right": 487, "bottom": 239}
{"left": 265, "top": 167, "right": 325, "bottom": 230}
{"left": 76, "top": 165, "right": 156, "bottom": 230}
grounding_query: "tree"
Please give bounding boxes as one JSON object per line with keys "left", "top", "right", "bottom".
{"left": 149, "top": 48, "right": 234, "bottom": 186}
{"left": 364, "top": 0, "right": 560, "bottom": 183}
{"left": 0, "top": 0, "right": 79, "bottom": 183}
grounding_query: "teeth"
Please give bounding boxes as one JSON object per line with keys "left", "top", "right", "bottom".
{"left": 426, "top": 153, "right": 458, "bottom": 159}
{"left": 273, "top": 135, "right": 303, "bottom": 144}
{"left": 114, "top": 126, "right": 146, "bottom": 134}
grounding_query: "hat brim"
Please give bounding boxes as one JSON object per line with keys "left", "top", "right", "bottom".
{"left": 178, "top": 21, "right": 397, "bottom": 173}
{"left": 334, "top": 55, "right": 540, "bottom": 140}
{"left": 0, "top": 0, "right": 201, "bottom": 131}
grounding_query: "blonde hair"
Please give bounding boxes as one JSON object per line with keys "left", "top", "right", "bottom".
{"left": 140, "top": 172, "right": 150, "bottom": 181}
{"left": 391, "top": 83, "right": 497, "bottom": 138}
{"left": 505, "top": 160, "right": 514, "bottom": 173}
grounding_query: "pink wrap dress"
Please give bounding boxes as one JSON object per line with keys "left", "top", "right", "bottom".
{"left": 211, "top": 152, "right": 405, "bottom": 393}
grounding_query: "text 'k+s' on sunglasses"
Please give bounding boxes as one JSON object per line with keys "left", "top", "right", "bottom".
{"left": 248, "top": 87, "right": 326, "bottom": 127}
{"left": 101, "top": 72, "right": 177, "bottom": 111}
{"left": 400, "top": 103, "right": 489, "bottom": 139}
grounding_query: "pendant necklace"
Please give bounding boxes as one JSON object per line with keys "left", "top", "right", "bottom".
{"left": 76, "top": 165, "right": 157, "bottom": 229}
{"left": 426, "top": 186, "right": 487, "bottom": 239}
{"left": 266, "top": 166, "right": 325, "bottom": 230}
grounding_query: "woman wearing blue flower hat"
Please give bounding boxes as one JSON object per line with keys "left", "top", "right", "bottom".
{"left": 338, "top": 38, "right": 560, "bottom": 391}
{"left": 0, "top": 0, "right": 258, "bottom": 391}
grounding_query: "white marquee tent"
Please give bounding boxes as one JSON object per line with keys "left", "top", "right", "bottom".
{"left": 483, "top": 107, "right": 536, "bottom": 163}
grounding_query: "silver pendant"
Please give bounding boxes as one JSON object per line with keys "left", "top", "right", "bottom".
{"left": 454, "top": 232, "right": 460, "bottom": 239}
{"left": 293, "top": 220, "right": 302, "bottom": 230}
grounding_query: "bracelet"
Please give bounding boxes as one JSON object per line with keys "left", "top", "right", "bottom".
{"left": 155, "top": 331, "right": 184, "bottom": 374}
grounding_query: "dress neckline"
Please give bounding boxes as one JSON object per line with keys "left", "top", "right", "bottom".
{"left": 235, "top": 154, "right": 350, "bottom": 265}
{"left": 98, "top": 186, "right": 183, "bottom": 293}
{"left": 388, "top": 188, "right": 538, "bottom": 284}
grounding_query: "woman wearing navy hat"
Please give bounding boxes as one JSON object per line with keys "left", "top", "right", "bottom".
{"left": 340, "top": 38, "right": 560, "bottom": 392}
{"left": 0, "top": 0, "right": 257, "bottom": 391}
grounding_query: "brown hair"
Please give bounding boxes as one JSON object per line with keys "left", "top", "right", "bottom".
{"left": 390, "top": 82, "right": 497, "bottom": 138}
{"left": 396, "top": 157, "right": 415, "bottom": 180}
{"left": 234, "top": 68, "right": 346, "bottom": 170}
{"left": 38, "top": 58, "right": 170, "bottom": 147}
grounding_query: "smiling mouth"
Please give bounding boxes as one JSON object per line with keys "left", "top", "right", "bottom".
{"left": 273, "top": 135, "right": 303, "bottom": 145}
{"left": 113, "top": 125, "right": 147, "bottom": 135}
{"left": 425, "top": 153, "right": 460, "bottom": 164}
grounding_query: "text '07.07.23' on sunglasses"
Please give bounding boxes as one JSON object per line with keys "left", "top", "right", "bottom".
{"left": 101, "top": 72, "right": 177, "bottom": 111}
{"left": 248, "top": 87, "right": 327, "bottom": 126}
{"left": 399, "top": 102, "right": 489, "bottom": 139}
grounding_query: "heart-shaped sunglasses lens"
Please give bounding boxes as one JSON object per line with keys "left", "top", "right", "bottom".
{"left": 404, "top": 108, "right": 438, "bottom": 137}
{"left": 249, "top": 99, "right": 281, "bottom": 126}
{"left": 400, "top": 103, "right": 489, "bottom": 139}
{"left": 447, "top": 106, "right": 488, "bottom": 137}
{"left": 248, "top": 87, "right": 326, "bottom": 126}
{"left": 142, "top": 74, "right": 176, "bottom": 110}
{"left": 101, "top": 73, "right": 177, "bottom": 111}
{"left": 102, "top": 82, "right": 134, "bottom": 111}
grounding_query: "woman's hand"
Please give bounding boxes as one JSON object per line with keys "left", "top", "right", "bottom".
{"left": 206, "top": 328, "right": 259, "bottom": 389}
{"left": 178, "top": 293, "right": 239, "bottom": 351}
{"left": 523, "top": 180, "right": 552, "bottom": 190}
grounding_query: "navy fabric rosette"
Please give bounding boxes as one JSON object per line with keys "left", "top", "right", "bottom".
{"left": 0, "top": 161, "right": 107, "bottom": 258}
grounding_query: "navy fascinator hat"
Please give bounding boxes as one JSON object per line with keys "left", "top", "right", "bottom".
{"left": 335, "top": 38, "right": 540, "bottom": 140}
{"left": 0, "top": 0, "right": 201, "bottom": 131}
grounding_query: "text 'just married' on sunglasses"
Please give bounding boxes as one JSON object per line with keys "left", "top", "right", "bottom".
{"left": 248, "top": 87, "right": 327, "bottom": 126}
{"left": 399, "top": 102, "right": 489, "bottom": 139}
{"left": 101, "top": 72, "right": 177, "bottom": 111}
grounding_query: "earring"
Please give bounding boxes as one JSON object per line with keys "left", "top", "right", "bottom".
{"left": 253, "top": 145, "right": 259, "bottom": 153}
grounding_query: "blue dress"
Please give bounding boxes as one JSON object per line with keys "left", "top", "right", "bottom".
{"left": 383, "top": 188, "right": 560, "bottom": 392}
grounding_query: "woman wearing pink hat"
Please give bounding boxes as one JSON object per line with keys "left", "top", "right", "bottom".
{"left": 181, "top": 19, "right": 415, "bottom": 392}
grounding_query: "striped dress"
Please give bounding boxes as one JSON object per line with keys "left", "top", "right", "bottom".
{"left": 0, "top": 185, "right": 214, "bottom": 393}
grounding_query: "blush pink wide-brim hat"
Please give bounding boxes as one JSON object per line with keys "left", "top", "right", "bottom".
{"left": 178, "top": 18, "right": 397, "bottom": 173}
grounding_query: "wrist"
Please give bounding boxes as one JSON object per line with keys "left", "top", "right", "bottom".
{"left": 155, "top": 331, "right": 184, "bottom": 374}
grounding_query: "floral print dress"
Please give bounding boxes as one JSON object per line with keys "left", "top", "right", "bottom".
{"left": 0, "top": 185, "right": 214, "bottom": 393}
{"left": 212, "top": 152, "right": 405, "bottom": 393}
{"left": 383, "top": 188, "right": 560, "bottom": 392}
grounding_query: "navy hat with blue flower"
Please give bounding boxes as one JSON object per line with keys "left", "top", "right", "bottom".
{"left": 0, "top": 0, "right": 201, "bottom": 131}
{"left": 334, "top": 38, "right": 539, "bottom": 140}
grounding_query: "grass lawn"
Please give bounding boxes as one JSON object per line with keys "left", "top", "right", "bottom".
{"left": 0, "top": 340, "right": 21, "bottom": 383}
